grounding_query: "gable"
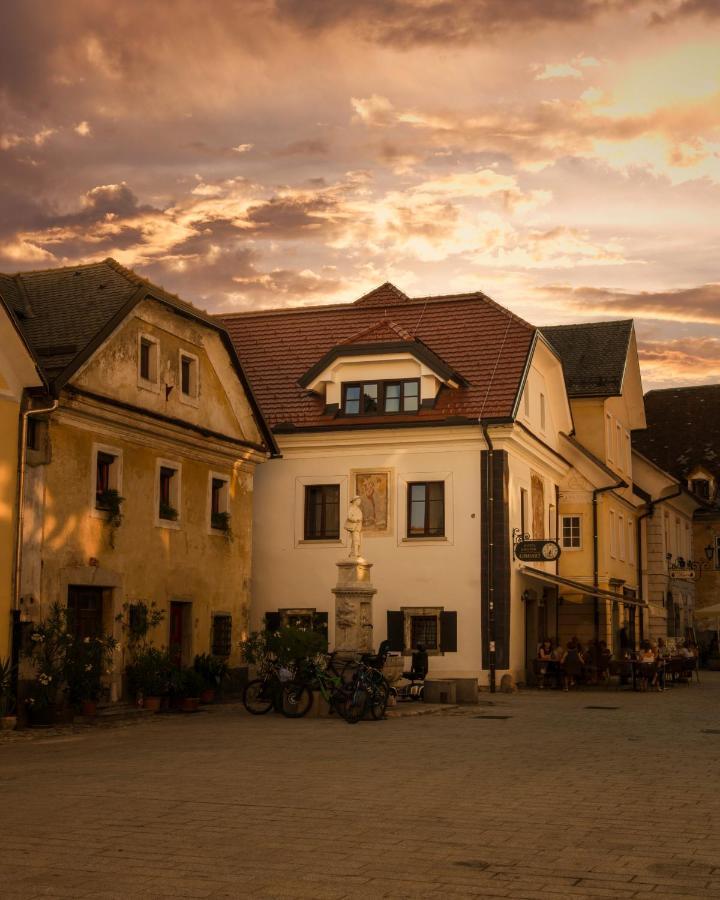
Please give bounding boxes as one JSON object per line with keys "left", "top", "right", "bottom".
{"left": 71, "top": 298, "right": 264, "bottom": 446}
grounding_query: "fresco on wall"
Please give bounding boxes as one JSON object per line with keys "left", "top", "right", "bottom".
{"left": 353, "top": 470, "right": 391, "bottom": 534}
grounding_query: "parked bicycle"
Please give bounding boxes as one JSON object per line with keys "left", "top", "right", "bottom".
{"left": 243, "top": 659, "right": 312, "bottom": 718}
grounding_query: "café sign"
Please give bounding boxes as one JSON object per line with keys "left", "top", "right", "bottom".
{"left": 514, "top": 540, "right": 561, "bottom": 563}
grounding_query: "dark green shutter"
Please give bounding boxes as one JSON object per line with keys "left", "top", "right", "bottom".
{"left": 387, "top": 611, "right": 404, "bottom": 651}
{"left": 313, "top": 611, "right": 328, "bottom": 638}
{"left": 440, "top": 611, "right": 457, "bottom": 652}
{"left": 264, "top": 612, "right": 281, "bottom": 633}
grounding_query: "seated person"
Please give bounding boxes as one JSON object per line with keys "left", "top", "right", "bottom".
{"left": 362, "top": 639, "right": 391, "bottom": 670}
{"left": 403, "top": 643, "right": 429, "bottom": 680}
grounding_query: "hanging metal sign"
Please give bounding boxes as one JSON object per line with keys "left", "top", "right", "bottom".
{"left": 514, "top": 540, "right": 561, "bottom": 562}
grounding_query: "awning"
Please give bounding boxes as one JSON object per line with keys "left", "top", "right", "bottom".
{"left": 519, "top": 565, "right": 648, "bottom": 608}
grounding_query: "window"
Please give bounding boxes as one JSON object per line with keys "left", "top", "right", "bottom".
{"left": 628, "top": 519, "right": 635, "bottom": 565}
{"left": 616, "top": 423, "right": 623, "bottom": 470}
{"left": 157, "top": 461, "right": 181, "bottom": 524}
{"left": 91, "top": 444, "right": 122, "bottom": 516}
{"left": 95, "top": 452, "right": 116, "bottom": 507}
{"left": 606, "top": 414, "right": 613, "bottom": 461}
{"left": 342, "top": 380, "right": 420, "bottom": 415}
{"left": 407, "top": 482, "right": 445, "bottom": 537}
{"left": 304, "top": 484, "right": 340, "bottom": 540}
{"left": 609, "top": 509, "right": 616, "bottom": 558}
{"left": 618, "top": 513, "right": 625, "bottom": 561}
{"left": 211, "top": 615, "right": 232, "bottom": 657}
{"left": 540, "top": 393, "right": 546, "bottom": 431}
{"left": 520, "top": 487, "right": 528, "bottom": 538}
{"left": 179, "top": 351, "right": 198, "bottom": 399}
{"left": 715, "top": 536, "right": 720, "bottom": 570}
{"left": 138, "top": 334, "right": 158, "bottom": 386}
{"left": 561, "top": 515, "right": 582, "bottom": 549}
{"left": 386, "top": 608, "right": 457, "bottom": 654}
{"left": 625, "top": 431, "right": 631, "bottom": 474}
{"left": 209, "top": 473, "right": 230, "bottom": 531}
{"left": 692, "top": 478, "right": 710, "bottom": 499}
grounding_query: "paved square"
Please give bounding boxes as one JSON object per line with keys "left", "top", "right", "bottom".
{"left": 3, "top": 674, "right": 720, "bottom": 899}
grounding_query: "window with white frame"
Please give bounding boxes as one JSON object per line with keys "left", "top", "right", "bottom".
{"left": 618, "top": 513, "right": 625, "bottom": 561}
{"left": 616, "top": 423, "right": 623, "bottom": 470}
{"left": 179, "top": 350, "right": 199, "bottom": 401}
{"left": 157, "top": 460, "right": 181, "bottom": 524}
{"left": 138, "top": 333, "right": 159, "bottom": 388}
{"left": 561, "top": 515, "right": 582, "bottom": 549}
{"left": 209, "top": 472, "right": 230, "bottom": 532}
{"left": 211, "top": 614, "right": 232, "bottom": 657}
{"left": 628, "top": 518, "right": 635, "bottom": 565}
{"left": 91, "top": 444, "right": 123, "bottom": 514}
{"left": 609, "top": 509, "right": 616, "bottom": 558}
{"left": 540, "top": 393, "right": 546, "bottom": 431}
{"left": 624, "top": 431, "right": 631, "bottom": 474}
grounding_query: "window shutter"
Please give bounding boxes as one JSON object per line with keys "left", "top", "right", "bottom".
{"left": 313, "top": 612, "right": 328, "bottom": 638}
{"left": 264, "top": 612, "right": 281, "bottom": 633}
{"left": 386, "top": 611, "right": 404, "bottom": 651}
{"left": 440, "top": 611, "right": 458, "bottom": 653}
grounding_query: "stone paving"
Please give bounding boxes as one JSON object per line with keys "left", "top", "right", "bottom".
{"left": 3, "top": 674, "right": 720, "bottom": 899}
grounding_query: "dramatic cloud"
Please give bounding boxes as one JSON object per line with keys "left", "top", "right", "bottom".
{"left": 0, "top": 0, "right": 718, "bottom": 387}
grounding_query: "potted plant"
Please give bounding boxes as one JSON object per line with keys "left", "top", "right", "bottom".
{"left": 159, "top": 502, "right": 178, "bottom": 522}
{"left": 211, "top": 511, "right": 232, "bottom": 540}
{"left": 193, "top": 653, "right": 229, "bottom": 703}
{"left": 178, "top": 667, "right": 204, "bottom": 712}
{"left": 126, "top": 647, "right": 171, "bottom": 711}
{"left": 0, "top": 657, "right": 17, "bottom": 730}
{"left": 24, "top": 603, "right": 73, "bottom": 727}
{"left": 66, "top": 633, "right": 118, "bottom": 718}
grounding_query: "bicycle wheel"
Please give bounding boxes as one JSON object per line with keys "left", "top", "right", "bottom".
{"left": 368, "top": 678, "right": 389, "bottom": 720}
{"left": 280, "top": 681, "right": 313, "bottom": 718}
{"left": 243, "top": 678, "right": 274, "bottom": 715}
{"left": 340, "top": 686, "right": 368, "bottom": 724}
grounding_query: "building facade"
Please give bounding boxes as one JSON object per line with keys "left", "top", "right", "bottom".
{"left": 2, "top": 260, "right": 275, "bottom": 699}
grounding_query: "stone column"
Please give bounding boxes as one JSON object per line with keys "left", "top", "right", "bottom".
{"left": 332, "top": 559, "right": 376, "bottom": 653}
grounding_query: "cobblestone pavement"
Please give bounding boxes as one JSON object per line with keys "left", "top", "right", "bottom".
{"left": 3, "top": 675, "right": 720, "bottom": 900}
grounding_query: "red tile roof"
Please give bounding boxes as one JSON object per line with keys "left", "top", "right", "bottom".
{"left": 220, "top": 286, "right": 535, "bottom": 432}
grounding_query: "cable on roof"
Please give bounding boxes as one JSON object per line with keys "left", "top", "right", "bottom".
{"left": 479, "top": 317, "right": 513, "bottom": 419}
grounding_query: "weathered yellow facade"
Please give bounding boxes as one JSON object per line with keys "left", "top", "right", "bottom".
{"left": 0, "top": 302, "right": 42, "bottom": 661}
{"left": 18, "top": 293, "right": 271, "bottom": 697}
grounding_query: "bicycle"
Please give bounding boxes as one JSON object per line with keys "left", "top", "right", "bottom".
{"left": 243, "top": 659, "right": 312, "bottom": 718}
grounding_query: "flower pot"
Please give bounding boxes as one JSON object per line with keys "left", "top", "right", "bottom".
{"left": 200, "top": 688, "right": 216, "bottom": 704}
{"left": 1, "top": 715, "right": 17, "bottom": 731}
{"left": 179, "top": 696, "right": 200, "bottom": 713}
{"left": 27, "top": 704, "right": 57, "bottom": 728}
{"left": 80, "top": 700, "right": 98, "bottom": 718}
{"left": 142, "top": 696, "right": 162, "bottom": 712}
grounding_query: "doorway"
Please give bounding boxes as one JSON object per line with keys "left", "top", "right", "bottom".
{"left": 169, "top": 601, "right": 192, "bottom": 667}
{"left": 67, "top": 586, "right": 105, "bottom": 639}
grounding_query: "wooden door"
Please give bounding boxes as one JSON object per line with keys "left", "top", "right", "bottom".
{"left": 169, "top": 602, "right": 184, "bottom": 668}
{"left": 67, "top": 586, "right": 104, "bottom": 639}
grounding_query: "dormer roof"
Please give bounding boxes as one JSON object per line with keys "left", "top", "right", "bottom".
{"left": 340, "top": 317, "right": 414, "bottom": 345}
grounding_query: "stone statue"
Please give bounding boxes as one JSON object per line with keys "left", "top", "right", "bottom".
{"left": 344, "top": 495, "right": 363, "bottom": 559}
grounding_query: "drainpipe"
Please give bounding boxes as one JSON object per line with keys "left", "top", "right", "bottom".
{"left": 11, "top": 396, "right": 58, "bottom": 698}
{"left": 480, "top": 422, "right": 496, "bottom": 694}
{"left": 593, "top": 478, "right": 627, "bottom": 648}
{"left": 636, "top": 487, "right": 682, "bottom": 643}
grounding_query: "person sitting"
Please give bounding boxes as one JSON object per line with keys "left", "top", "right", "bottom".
{"left": 362, "top": 639, "right": 391, "bottom": 670}
{"left": 637, "top": 640, "right": 656, "bottom": 691}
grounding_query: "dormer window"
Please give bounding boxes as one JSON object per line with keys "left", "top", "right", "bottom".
{"left": 342, "top": 379, "right": 420, "bottom": 416}
{"left": 691, "top": 478, "right": 711, "bottom": 500}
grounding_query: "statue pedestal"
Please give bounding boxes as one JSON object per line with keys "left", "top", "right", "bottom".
{"left": 332, "top": 558, "right": 376, "bottom": 653}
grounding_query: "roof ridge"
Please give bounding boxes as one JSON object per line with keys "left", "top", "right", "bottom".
{"left": 353, "top": 281, "right": 409, "bottom": 306}
{"left": 542, "top": 319, "right": 634, "bottom": 330}
{"left": 645, "top": 383, "right": 720, "bottom": 396}
{"left": 0, "top": 260, "right": 109, "bottom": 278}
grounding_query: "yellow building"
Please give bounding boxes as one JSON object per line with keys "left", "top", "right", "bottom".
{"left": 2, "top": 260, "right": 275, "bottom": 700}
{"left": 541, "top": 321, "right": 648, "bottom": 651}
{"left": 0, "top": 297, "right": 43, "bottom": 662}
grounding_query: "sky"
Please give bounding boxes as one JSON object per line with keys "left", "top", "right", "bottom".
{"left": 1, "top": 0, "right": 719, "bottom": 390}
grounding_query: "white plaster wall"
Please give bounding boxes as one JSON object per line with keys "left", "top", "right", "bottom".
{"left": 251, "top": 428, "right": 484, "bottom": 678}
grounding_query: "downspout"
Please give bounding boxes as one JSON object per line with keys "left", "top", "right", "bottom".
{"left": 593, "top": 478, "right": 627, "bottom": 648}
{"left": 480, "top": 421, "right": 496, "bottom": 694}
{"left": 11, "top": 397, "right": 58, "bottom": 697}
